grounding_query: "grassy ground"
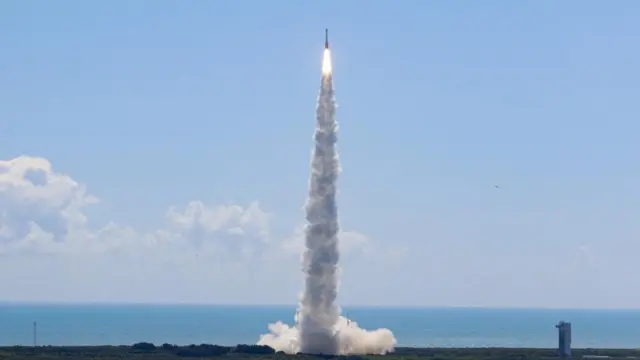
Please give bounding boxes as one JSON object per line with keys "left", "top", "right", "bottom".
{"left": 1, "top": 344, "right": 639, "bottom": 360}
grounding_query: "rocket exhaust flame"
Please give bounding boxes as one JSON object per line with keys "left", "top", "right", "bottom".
{"left": 322, "top": 49, "right": 332, "bottom": 76}
{"left": 257, "top": 31, "right": 396, "bottom": 355}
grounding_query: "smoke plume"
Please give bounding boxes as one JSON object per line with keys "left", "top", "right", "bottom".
{"left": 257, "top": 49, "right": 397, "bottom": 355}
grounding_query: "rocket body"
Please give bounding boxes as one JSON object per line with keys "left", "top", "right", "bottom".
{"left": 325, "top": 29, "right": 329, "bottom": 49}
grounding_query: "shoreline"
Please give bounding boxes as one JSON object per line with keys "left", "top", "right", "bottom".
{"left": 1, "top": 344, "right": 640, "bottom": 359}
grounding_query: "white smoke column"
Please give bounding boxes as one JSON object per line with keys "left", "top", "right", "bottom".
{"left": 257, "top": 47, "right": 397, "bottom": 355}
{"left": 296, "top": 47, "right": 341, "bottom": 355}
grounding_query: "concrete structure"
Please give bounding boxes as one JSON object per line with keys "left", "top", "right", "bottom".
{"left": 556, "top": 321, "right": 572, "bottom": 359}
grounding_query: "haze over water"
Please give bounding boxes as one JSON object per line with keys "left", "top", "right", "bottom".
{"left": 1, "top": 304, "right": 640, "bottom": 348}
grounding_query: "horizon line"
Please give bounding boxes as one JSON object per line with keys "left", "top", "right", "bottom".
{"left": 1, "top": 301, "right": 639, "bottom": 311}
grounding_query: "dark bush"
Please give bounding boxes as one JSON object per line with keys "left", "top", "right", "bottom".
{"left": 131, "top": 342, "right": 156, "bottom": 351}
{"left": 233, "top": 344, "right": 275, "bottom": 355}
{"left": 340, "top": 356, "right": 367, "bottom": 360}
{"left": 175, "top": 344, "right": 230, "bottom": 357}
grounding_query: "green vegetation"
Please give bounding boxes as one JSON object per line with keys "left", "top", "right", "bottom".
{"left": 1, "top": 344, "right": 639, "bottom": 360}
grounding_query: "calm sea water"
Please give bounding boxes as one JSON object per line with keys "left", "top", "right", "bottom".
{"left": 0, "top": 304, "right": 638, "bottom": 348}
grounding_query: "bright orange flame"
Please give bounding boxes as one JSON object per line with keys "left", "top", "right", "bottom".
{"left": 322, "top": 48, "right": 332, "bottom": 75}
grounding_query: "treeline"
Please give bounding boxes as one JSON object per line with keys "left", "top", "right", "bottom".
{"left": 131, "top": 342, "right": 276, "bottom": 356}
{"left": 129, "top": 343, "right": 368, "bottom": 359}
{"left": 4, "top": 344, "right": 640, "bottom": 360}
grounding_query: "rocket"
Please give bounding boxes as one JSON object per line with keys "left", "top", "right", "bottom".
{"left": 325, "top": 28, "right": 329, "bottom": 49}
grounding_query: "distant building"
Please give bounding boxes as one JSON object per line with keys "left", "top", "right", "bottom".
{"left": 556, "top": 321, "right": 572, "bottom": 359}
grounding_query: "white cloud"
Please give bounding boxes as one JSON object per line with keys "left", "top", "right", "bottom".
{"left": 0, "top": 156, "right": 397, "bottom": 303}
{"left": 0, "top": 156, "right": 276, "bottom": 257}
{"left": 0, "top": 156, "right": 98, "bottom": 245}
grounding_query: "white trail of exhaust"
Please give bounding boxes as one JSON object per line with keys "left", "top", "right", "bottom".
{"left": 257, "top": 48, "right": 396, "bottom": 355}
{"left": 297, "top": 55, "right": 341, "bottom": 355}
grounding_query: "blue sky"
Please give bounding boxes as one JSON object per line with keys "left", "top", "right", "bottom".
{"left": 1, "top": 1, "right": 640, "bottom": 308}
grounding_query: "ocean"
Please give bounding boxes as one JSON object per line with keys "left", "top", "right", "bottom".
{"left": 0, "top": 304, "right": 638, "bottom": 348}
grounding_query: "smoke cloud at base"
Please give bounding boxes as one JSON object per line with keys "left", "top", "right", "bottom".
{"left": 257, "top": 312, "right": 397, "bottom": 355}
{"left": 257, "top": 47, "right": 397, "bottom": 355}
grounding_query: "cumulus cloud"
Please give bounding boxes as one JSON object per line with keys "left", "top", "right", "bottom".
{"left": 0, "top": 156, "right": 98, "bottom": 245}
{"left": 165, "top": 200, "right": 271, "bottom": 253}
{"left": 0, "top": 156, "right": 277, "bottom": 258}
{"left": 0, "top": 156, "right": 396, "bottom": 301}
